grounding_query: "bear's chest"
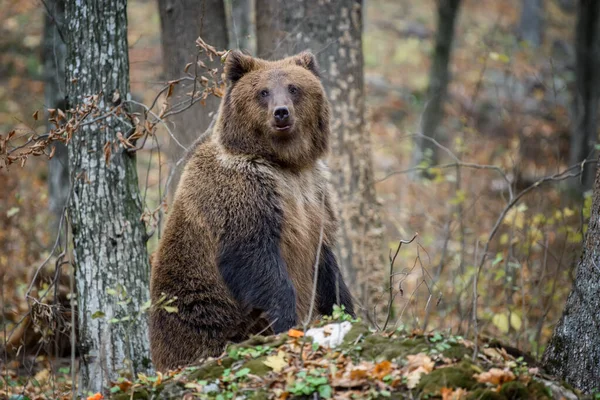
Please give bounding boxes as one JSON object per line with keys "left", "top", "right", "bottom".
{"left": 275, "top": 169, "right": 325, "bottom": 319}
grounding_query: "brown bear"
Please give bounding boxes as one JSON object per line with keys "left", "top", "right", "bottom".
{"left": 148, "top": 50, "right": 355, "bottom": 371}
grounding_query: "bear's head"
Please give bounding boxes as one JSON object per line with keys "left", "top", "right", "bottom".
{"left": 216, "top": 50, "right": 331, "bottom": 169}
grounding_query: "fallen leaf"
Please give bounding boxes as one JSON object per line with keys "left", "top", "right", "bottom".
{"left": 441, "top": 387, "right": 468, "bottom": 400}
{"left": 288, "top": 329, "right": 304, "bottom": 338}
{"left": 373, "top": 360, "right": 393, "bottom": 379}
{"left": 475, "top": 368, "right": 515, "bottom": 385}
{"left": 406, "top": 353, "right": 434, "bottom": 373}
{"left": 264, "top": 350, "right": 287, "bottom": 372}
{"left": 87, "top": 393, "right": 103, "bottom": 400}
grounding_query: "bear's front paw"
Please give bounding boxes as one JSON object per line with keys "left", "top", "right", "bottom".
{"left": 271, "top": 313, "right": 296, "bottom": 334}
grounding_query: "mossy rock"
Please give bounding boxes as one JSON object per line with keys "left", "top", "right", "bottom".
{"left": 112, "top": 389, "right": 150, "bottom": 400}
{"left": 355, "top": 335, "right": 431, "bottom": 362}
{"left": 442, "top": 343, "right": 473, "bottom": 360}
{"left": 341, "top": 321, "right": 372, "bottom": 346}
{"left": 466, "top": 388, "right": 505, "bottom": 400}
{"left": 526, "top": 380, "right": 552, "bottom": 400}
{"left": 242, "top": 356, "right": 272, "bottom": 377}
{"left": 226, "top": 334, "right": 288, "bottom": 354}
{"left": 499, "top": 381, "right": 528, "bottom": 399}
{"left": 417, "top": 362, "right": 477, "bottom": 395}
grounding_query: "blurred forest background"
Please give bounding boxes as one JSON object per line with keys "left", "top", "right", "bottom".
{"left": 1, "top": 0, "right": 599, "bottom": 396}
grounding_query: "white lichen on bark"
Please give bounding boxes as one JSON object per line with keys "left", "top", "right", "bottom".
{"left": 65, "top": 0, "right": 151, "bottom": 393}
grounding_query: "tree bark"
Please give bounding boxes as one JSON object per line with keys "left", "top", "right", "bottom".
{"left": 42, "top": 0, "right": 69, "bottom": 232}
{"left": 568, "top": 0, "right": 600, "bottom": 194}
{"left": 518, "top": 0, "right": 544, "bottom": 48}
{"left": 542, "top": 165, "right": 600, "bottom": 393}
{"left": 158, "top": 0, "right": 229, "bottom": 195}
{"left": 412, "top": 0, "right": 461, "bottom": 172}
{"left": 255, "top": 0, "right": 384, "bottom": 312}
{"left": 65, "top": 0, "right": 151, "bottom": 393}
{"left": 227, "top": 0, "right": 255, "bottom": 54}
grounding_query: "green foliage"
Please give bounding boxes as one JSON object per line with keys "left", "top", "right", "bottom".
{"left": 287, "top": 368, "right": 332, "bottom": 398}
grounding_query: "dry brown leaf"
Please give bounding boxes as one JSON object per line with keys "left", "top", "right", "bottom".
{"left": 373, "top": 360, "right": 393, "bottom": 379}
{"left": 475, "top": 368, "right": 515, "bottom": 385}
{"left": 406, "top": 353, "right": 434, "bottom": 373}
{"left": 441, "top": 387, "right": 468, "bottom": 400}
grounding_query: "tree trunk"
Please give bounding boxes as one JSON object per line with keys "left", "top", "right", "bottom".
{"left": 518, "top": 0, "right": 544, "bottom": 48}
{"left": 412, "top": 0, "right": 461, "bottom": 172}
{"left": 568, "top": 0, "right": 600, "bottom": 194}
{"left": 255, "top": 0, "right": 384, "bottom": 313}
{"left": 158, "top": 0, "right": 228, "bottom": 195}
{"left": 542, "top": 165, "right": 600, "bottom": 393}
{"left": 42, "top": 0, "right": 69, "bottom": 232}
{"left": 65, "top": 0, "right": 151, "bottom": 393}
{"left": 227, "top": 0, "right": 254, "bottom": 54}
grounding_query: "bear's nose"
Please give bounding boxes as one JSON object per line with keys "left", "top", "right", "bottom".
{"left": 273, "top": 106, "right": 290, "bottom": 123}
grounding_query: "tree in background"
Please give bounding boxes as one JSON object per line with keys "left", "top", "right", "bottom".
{"left": 412, "top": 0, "right": 461, "bottom": 172}
{"left": 158, "top": 0, "right": 228, "bottom": 193}
{"left": 65, "top": 0, "right": 151, "bottom": 392}
{"left": 255, "top": 0, "right": 384, "bottom": 313}
{"left": 518, "top": 0, "right": 544, "bottom": 48}
{"left": 567, "top": 0, "right": 600, "bottom": 194}
{"left": 227, "top": 0, "right": 255, "bottom": 54}
{"left": 42, "top": 0, "right": 68, "bottom": 232}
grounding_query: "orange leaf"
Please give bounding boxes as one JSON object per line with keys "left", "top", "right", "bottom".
{"left": 475, "top": 368, "right": 515, "bottom": 385}
{"left": 288, "top": 329, "right": 304, "bottom": 338}
{"left": 373, "top": 360, "right": 393, "bottom": 379}
{"left": 87, "top": 393, "right": 103, "bottom": 400}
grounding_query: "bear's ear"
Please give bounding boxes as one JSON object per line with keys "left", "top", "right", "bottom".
{"left": 292, "top": 51, "right": 320, "bottom": 78}
{"left": 224, "top": 50, "right": 256, "bottom": 83}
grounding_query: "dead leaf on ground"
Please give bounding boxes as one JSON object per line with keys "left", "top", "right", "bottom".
{"left": 264, "top": 350, "right": 288, "bottom": 373}
{"left": 475, "top": 368, "right": 516, "bottom": 385}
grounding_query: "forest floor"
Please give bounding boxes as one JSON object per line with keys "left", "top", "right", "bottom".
{"left": 0, "top": 0, "right": 592, "bottom": 398}
{"left": 1, "top": 316, "right": 587, "bottom": 399}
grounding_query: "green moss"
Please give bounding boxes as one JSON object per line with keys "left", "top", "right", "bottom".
{"left": 249, "top": 390, "right": 269, "bottom": 400}
{"left": 526, "top": 380, "right": 552, "bottom": 400}
{"left": 355, "top": 335, "right": 430, "bottom": 362}
{"left": 417, "top": 362, "right": 477, "bottom": 395}
{"left": 226, "top": 334, "right": 287, "bottom": 354}
{"left": 242, "top": 357, "right": 272, "bottom": 377}
{"left": 499, "top": 381, "right": 528, "bottom": 399}
{"left": 341, "top": 322, "right": 371, "bottom": 346}
{"left": 466, "top": 388, "right": 505, "bottom": 400}
{"left": 442, "top": 344, "right": 473, "bottom": 360}
{"left": 112, "top": 389, "right": 149, "bottom": 400}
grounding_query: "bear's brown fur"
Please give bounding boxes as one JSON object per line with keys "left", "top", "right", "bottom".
{"left": 149, "top": 50, "right": 355, "bottom": 371}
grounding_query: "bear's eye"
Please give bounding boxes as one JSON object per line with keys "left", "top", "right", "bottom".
{"left": 260, "top": 89, "right": 270, "bottom": 98}
{"left": 288, "top": 85, "right": 298, "bottom": 95}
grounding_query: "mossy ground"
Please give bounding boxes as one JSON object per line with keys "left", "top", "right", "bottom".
{"left": 102, "top": 320, "right": 585, "bottom": 400}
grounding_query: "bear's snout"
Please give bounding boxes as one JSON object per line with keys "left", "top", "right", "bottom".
{"left": 272, "top": 105, "right": 294, "bottom": 132}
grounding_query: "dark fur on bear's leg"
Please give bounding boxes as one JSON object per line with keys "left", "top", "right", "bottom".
{"left": 217, "top": 186, "right": 297, "bottom": 333}
{"left": 316, "top": 244, "right": 356, "bottom": 318}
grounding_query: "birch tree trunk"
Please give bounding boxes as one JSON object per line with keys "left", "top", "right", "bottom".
{"left": 43, "top": 0, "right": 69, "bottom": 232}
{"left": 255, "top": 0, "right": 384, "bottom": 313}
{"left": 227, "top": 0, "right": 255, "bottom": 54}
{"left": 542, "top": 165, "right": 600, "bottom": 393}
{"left": 65, "top": 0, "right": 151, "bottom": 393}
{"left": 412, "top": 0, "right": 461, "bottom": 171}
{"left": 568, "top": 0, "right": 600, "bottom": 194}
{"left": 158, "top": 0, "right": 228, "bottom": 195}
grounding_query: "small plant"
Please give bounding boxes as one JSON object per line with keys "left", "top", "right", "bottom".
{"left": 287, "top": 368, "right": 332, "bottom": 398}
{"left": 322, "top": 304, "right": 359, "bottom": 323}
